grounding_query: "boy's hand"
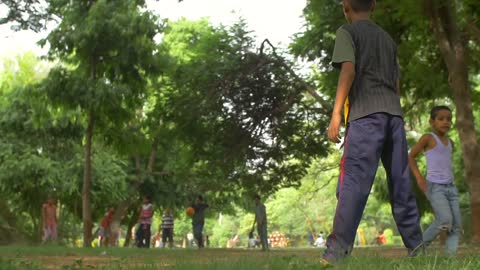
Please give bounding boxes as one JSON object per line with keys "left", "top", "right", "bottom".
{"left": 328, "top": 113, "right": 343, "bottom": 143}
{"left": 417, "top": 176, "right": 427, "bottom": 194}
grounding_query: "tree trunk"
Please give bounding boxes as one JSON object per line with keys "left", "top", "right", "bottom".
{"left": 123, "top": 210, "right": 139, "bottom": 247}
{"left": 109, "top": 137, "right": 160, "bottom": 246}
{"left": 82, "top": 110, "right": 95, "bottom": 247}
{"left": 29, "top": 211, "right": 40, "bottom": 243}
{"left": 426, "top": 0, "right": 480, "bottom": 243}
{"left": 449, "top": 51, "right": 480, "bottom": 244}
{"left": 109, "top": 200, "right": 130, "bottom": 246}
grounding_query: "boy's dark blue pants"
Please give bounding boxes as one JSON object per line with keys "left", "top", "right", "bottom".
{"left": 324, "top": 113, "right": 423, "bottom": 260}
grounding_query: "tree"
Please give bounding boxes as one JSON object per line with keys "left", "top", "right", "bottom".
{"left": 423, "top": 0, "right": 480, "bottom": 242}
{"left": 106, "top": 18, "right": 335, "bottom": 244}
{"left": 0, "top": 0, "right": 50, "bottom": 31}
{"left": 0, "top": 53, "right": 134, "bottom": 244}
{"left": 40, "top": 0, "right": 162, "bottom": 246}
{"left": 157, "top": 19, "right": 331, "bottom": 196}
{"left": 0, "top": 53, "right": 80, "bottom": 242}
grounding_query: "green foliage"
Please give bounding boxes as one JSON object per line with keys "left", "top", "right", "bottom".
{"left": 154, "top": 18, "right": 330, "bottom": 199}
{"left": 40, "top": 0, "right": 163, "bottom": 124}
{"left": 0, "top": 53, "right": 135, "bottom": 243}
{"left": 0, "top": 0, "right": 50, "bottom": 32}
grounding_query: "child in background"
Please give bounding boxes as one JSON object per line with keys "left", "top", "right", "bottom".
{"left": 191, "top": 195, "right": 209, "bottom": 248}
{"left": 136, "top": 196, "right": 154, "bottom": 248}
{"left": 161, "top": 208, "right": 174, "bottom": 248}
{"left": 409, "top": 106, "right": 462, "bottom": 255}
{"left": 252, "top": 195, "right": 268, "bottom": 251}
{"left": 98, "top": 207, "right": 114, "bottom": 247}
{"left": 42, "top": 196, "right": 58, "bottom": 243}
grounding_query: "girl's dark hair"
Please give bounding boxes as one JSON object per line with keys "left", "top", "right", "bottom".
{"left": 430, "top": 106, "right": 452, "bottom": 120}
{"left": 347, "top": 0, "right": 375, "bottom": 12}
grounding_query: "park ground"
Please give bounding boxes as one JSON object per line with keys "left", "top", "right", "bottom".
{"left": 1, "top": 245, "right": 480, "bottom": 270}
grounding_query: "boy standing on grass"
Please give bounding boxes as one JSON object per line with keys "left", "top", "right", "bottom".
{"left": 191, "top": 195, "right": 209, "bottom": 248}
{"left": 161, "top": 208, "right": 174, "bottom": 248}
{"left": 323, "top": 0, "right": 423, "bottom": 265}
{"left": 98, "top": 207, "right": 114, "bottom": 247}
{"left": 409, "top": 106, "right": 462, "bottom": 255}
{"left": 42, "top": 196, "right": 57, "bottom": 243}
{"left": 136, "top": 196, "right": 154, "bottom": 248}
{"left": 251, "top": 195, "right": 268, "bottom": 251}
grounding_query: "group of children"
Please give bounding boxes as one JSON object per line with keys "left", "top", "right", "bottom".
{"left": 322, "top": 0, "right": 463, "bottom": 266}
{"left": 132, "top": 196, "right": 179, "bottom": 248}
{"left": 42, "top": 194, "right": 210, "bottom": 249}
{"left": 134, "top": 195, "right": 210, "bottom": 249}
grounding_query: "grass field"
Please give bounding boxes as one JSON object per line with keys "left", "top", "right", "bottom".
{"left": 1, "top": 246, "right": 479, "bottom": 270}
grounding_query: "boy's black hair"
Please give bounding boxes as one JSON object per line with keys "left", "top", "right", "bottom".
{"left": 254, "top": 194, "right": 261, "bottom": 200}
{"left": 430, "top": 105, "right": 452, "bottom": 120}
{"left": 197, "top": 195, "right": 204, "bottom": 201}
{"left": 345, "top": 0, "right": 375, "bottom": 12}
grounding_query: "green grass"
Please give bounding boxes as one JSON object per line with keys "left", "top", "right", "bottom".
{"left": 0, "top": 246, "right": 479, "bottom": 270}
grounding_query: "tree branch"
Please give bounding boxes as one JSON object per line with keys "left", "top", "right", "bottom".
{"left": 146, "top": 136, "right": 160, "bottom": 173}
{"left": 260, "top": 39, "right": 332, "bottom": 114}
{"left": 424, "top": 0, "right": 456, "bottom": 67}
{"left": 467, "top": 19, "right": 480, "bottom": 45}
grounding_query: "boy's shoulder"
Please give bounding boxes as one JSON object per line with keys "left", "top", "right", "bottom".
{"left": 340, "top": 21, "right": 393, "bottom": 39}
{"left": 419, "top": 133, "right": 439, "bottom": 149}
{"left": 335, "top": 24, "right": 352, "bottom": 37}
{"left": 420, "top": 133, "right": 434, "bottom": 142}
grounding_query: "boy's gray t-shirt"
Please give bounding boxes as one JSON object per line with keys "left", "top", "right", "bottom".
{"left": 332, "top": 20, "right": 403, "bottom": 122}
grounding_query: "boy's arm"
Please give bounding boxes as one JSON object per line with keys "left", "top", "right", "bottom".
{"left": 41, "top": 205, "right": 46, "bottom": 228}
{"left": 258, "top": 205, "right": 267, "bottom": 226}
{"left": 137, "top": 207, "right": 143, "bottom": 221}
{"left": 396, "top": 79, "right": 400, "bottom": 96}
{"left": 408, "top": 134, "right": 430, "bottom": 193}
{"left": 395, "top": 57, "right": 401, "bottom": 96}
{"left": 328, "top": 62, "right": 355, "bottom": 143}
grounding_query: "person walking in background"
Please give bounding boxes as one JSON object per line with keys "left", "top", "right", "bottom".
{"left": 251, "top": 194, "right": 268, "bottom": 251}
{"left": 136, "top": 196, "right": 154, "bottom": 248}
{"left": 98, "top": 207, "right": 114, "bottom": 247}
{"left": 191, "top": 195, "right": 209, "bottom": 248}
{"left": 42, "top": 196, "right": 58, "bottom": 243}
{"left": 161, "top": 208, "right": 174, "bottom": 248}
{"left": 409, "top": 106, "right": 462, "bottom": 255}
